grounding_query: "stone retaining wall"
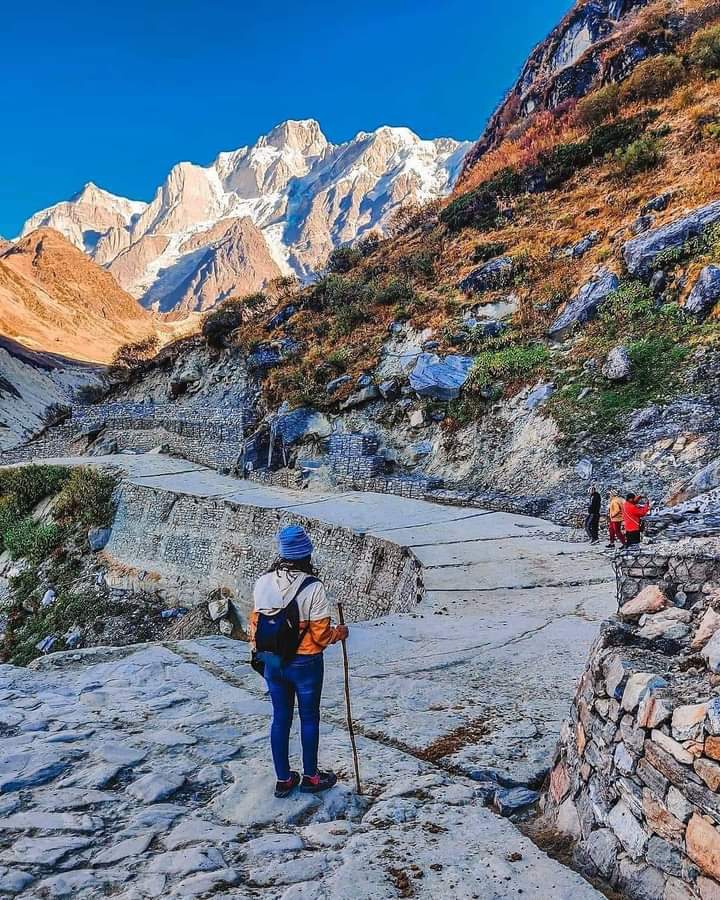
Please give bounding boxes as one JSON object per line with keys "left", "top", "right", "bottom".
{"left": 103, "top": 480, "right": 423, "bottom": 623}
{"left": 538, "top": 548, "right": 720, "bottom": 898}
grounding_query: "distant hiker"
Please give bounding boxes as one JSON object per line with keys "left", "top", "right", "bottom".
{"left": 585, "top": 486, "right": 601, "bottom": 544}
{"left": 250, "top": 524, "right": 349, "bottom": 799}
{"left": 623, "top": 493, "right": 651, "bottom": 550}
{"left": 606, "top": 491, "right": 625, "bottom": 549}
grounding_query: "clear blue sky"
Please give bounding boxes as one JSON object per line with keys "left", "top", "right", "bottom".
{"left": 1, "top": 0, "right": 570, "bottom": 237}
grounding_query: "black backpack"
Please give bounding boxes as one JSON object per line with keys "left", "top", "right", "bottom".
{"left": 251, "top": 576, "right": 318, "bottom": 676}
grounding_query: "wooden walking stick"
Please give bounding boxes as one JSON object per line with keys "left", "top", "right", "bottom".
{"left": 336, "top": 602, "right": 362, "bottom": 795}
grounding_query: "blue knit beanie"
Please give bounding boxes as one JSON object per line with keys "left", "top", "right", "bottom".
{"left": 277, "top": 524, "right": 313, "bottom": 560}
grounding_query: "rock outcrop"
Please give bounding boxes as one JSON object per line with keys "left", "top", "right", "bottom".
{"left": 459, "top": 0, "right": 671, "bottom": 185}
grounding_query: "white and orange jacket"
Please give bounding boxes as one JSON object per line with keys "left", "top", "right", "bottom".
{"left": 249, "top": 569, "right": 343, "bottom": 655}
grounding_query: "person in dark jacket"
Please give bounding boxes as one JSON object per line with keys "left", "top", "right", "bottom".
{"left": 585, "top": 486, "right": 601, "bottom": 544}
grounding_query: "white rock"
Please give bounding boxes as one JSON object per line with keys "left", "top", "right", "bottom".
{"left": 607, "top": 800, "right": 648, "bottom": 860}
{"left": 208, "top": 596, "right": 229, "bottom": 622}
{"left": 651, "top": 729, "right": 695, "bottom": 765}
{"left": 621, "top": 673, "right": 668, "bottom": 712}
{"left": 93, "top": 832, "right": 154, "bottom": 865}
{"left": 146, "top": 847, "right": 225, "bottom": 877}
{"left": 3, "top": 835, "right": 92, "bottom": 866}
{"left": 127, "top": 773, "right": 186, "bottom": 804}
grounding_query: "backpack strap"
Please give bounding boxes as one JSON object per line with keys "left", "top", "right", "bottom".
{"left": 294, "top": 575, "right": 319, "bottom": 649}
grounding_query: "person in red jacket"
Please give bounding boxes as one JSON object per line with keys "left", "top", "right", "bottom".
{"left": 623, "top": 493, "right": 650, "bottom": 550}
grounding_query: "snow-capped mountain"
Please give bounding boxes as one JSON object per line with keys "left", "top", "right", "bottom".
{"left": 21, "top": 120, "right": 471, "bottom": 316}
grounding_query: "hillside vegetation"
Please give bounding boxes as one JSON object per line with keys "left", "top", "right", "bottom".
{"left": 183, "top": 7, "right": 720, "bottom": 446}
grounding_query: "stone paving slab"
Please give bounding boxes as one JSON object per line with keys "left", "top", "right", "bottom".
{"left": 0, "top": 643, "right": 604, "bottom": 899}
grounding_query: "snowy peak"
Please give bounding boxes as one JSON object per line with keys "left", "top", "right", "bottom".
{"left": 22, "top": 182, "right": 147, "bottom": 257}
{"left": 20, "top": 119, "right": 472, "bottom": 315}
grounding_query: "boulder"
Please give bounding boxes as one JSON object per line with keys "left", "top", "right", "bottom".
{"left": 458, "top": 257, "right": 513, "bottom": 294}
{"left": 585, "top": 828, "right": 620, "bottom": 878}
{"left": 409, "top": 353, "right": 474, "bottom": 401}
{"left": 637, "top": 695, "right": 672, "bottom": 730}
{"left": 378, "top": 380, "right": 401, "bottom": 400}
{"left": 602, "top": 346, "right": 632, "bottom": 381}
{"left": 525, "top": 383, "right": 555, "bottom": 410}
{"left": 623, "top": 201, "right": 720, "bottom": 278}
{"left": 87, "top": 528, "right": 111, "bottom": 552}
{"left": 339, "top": 386, "right": 379, "bottom": 410}
{"left": 408, "top": 410, "right": 426, "bottom": 428}
{"left": 208, "top": 595, "right": 230, "bottom": 622}
{"left": 696, "top": 758, "right": 720, "bottom": 793}
{"left": 685, "top": 266, "right": 720, "bottom": 321}
{"left": 607, "top": 800, "right": 648, "bottom": 860}
{"left": 563, "top": 231, "right": 599, "bottom": 260}
{"left": 325, "top": 375, "right": 352, "bottom": 395}
{"left": 643, "top": 193, "right": 671, "bottom": 214}
{"left": 274, "top": 406, "right": 332, "bottom": 444}
{"left": 548, "top": 269, "right": 619, "bottom": 339}
{"left": 266, "top": 305, "right": 296, "bottom": 331}
{"left": 619, "top": 586, "right": 669, "bottom": 620}
{"left": 576, "top": 458, "right": 593, "bottom": 480}
{"left": 671, "top": 703, "right": 708, "bottom": 742}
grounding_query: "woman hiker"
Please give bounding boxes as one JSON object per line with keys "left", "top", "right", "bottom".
{"left": 250, "top": 524, "right": 349, "bottom": 799}
{"left": 623, "top": 493, "right": 651, "bottom": 550}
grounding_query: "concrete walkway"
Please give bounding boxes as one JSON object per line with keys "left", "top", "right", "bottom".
{"left": 36, "top": 453, "right": 616, "bottom": 784}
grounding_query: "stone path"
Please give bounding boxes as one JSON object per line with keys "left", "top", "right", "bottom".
{"left": 0, "top": 639, "right": 604, "bottom": 899}
{"left": 0, "top": 452, "right": 618, "bottom": 896}
{"left": 36, "top": 453, "right": 616, "bottom": 784}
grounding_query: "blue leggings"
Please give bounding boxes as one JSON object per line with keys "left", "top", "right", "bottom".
{"left": 262, "top": 652, "right": 324, "bottom": 780}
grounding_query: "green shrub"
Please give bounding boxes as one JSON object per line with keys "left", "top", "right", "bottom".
{"left": 614, "top": 137, "right": 663, "bottom": 175}
{"left": 622, "top": 55, "right": 685, "bottom": 102}
{"left": 4, "top": 520, "right": 63, "bottom": 564}
{"left": 690, "top": 25, "right": 720, "bottom": 74}
{"left": 706, "top": 122, "right": 720, "bottom": 141}
{"left": 325, "top": 349, "right": 349, "bottom": 373}
{"left": 53, "top": 468, "right": 116, "bottom": 530}
{"left": 202, "top": 298, "right": 246, "bottom": 349}
{"left": 440, "top": 189, "right": 501, "bottom": 233}
{"left": 309, "top": 275, "right": 375, "bottom": 311}
{"left": 587, "top": 117, "right": 645, "bottom": 157}
{"left": 326, "top": 246, "right": 363, "bottom": 274}
{"left": 110, "top": 336, "right": 159, "bottom": 378}
{"left": 332, "top": 303, "right": 370, "bottom": 336}
{"left": 484, "top": 167, "right": 525, "bottom": 198}
{"left": 576, "top": 84, "right": 622, "bottom": 127}
{"left": 375, "top": 280, "right": 416, "bottom": 307}
{"left": 535, "top": 142, "right": 593, "bottom": 188}
{"left": 470, "top": 344, "right": 550, "bottom": 387}
{"left": 397, "top": 251, "right": 436, "bottom": 280}
{"left": 472, "top": 241, "right": 508, "bottom": 264}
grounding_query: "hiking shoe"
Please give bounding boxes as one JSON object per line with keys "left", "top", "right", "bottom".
{"left": 274, "top": 771, "right": 300, "bottom": 799}
{"left": 300, "top": 770, "right": 338, "bottom": 793}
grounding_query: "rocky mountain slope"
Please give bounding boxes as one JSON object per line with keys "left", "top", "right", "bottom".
{"left": 0, "top": 229, "right": 156, "bottom": 363}
{"left": 21, "top": 121, "right": 471, "bottom": 316}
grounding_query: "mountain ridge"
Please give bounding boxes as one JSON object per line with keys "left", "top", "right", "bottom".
{"left": 21, "top": 119, "right": 471, "bottom": 316}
